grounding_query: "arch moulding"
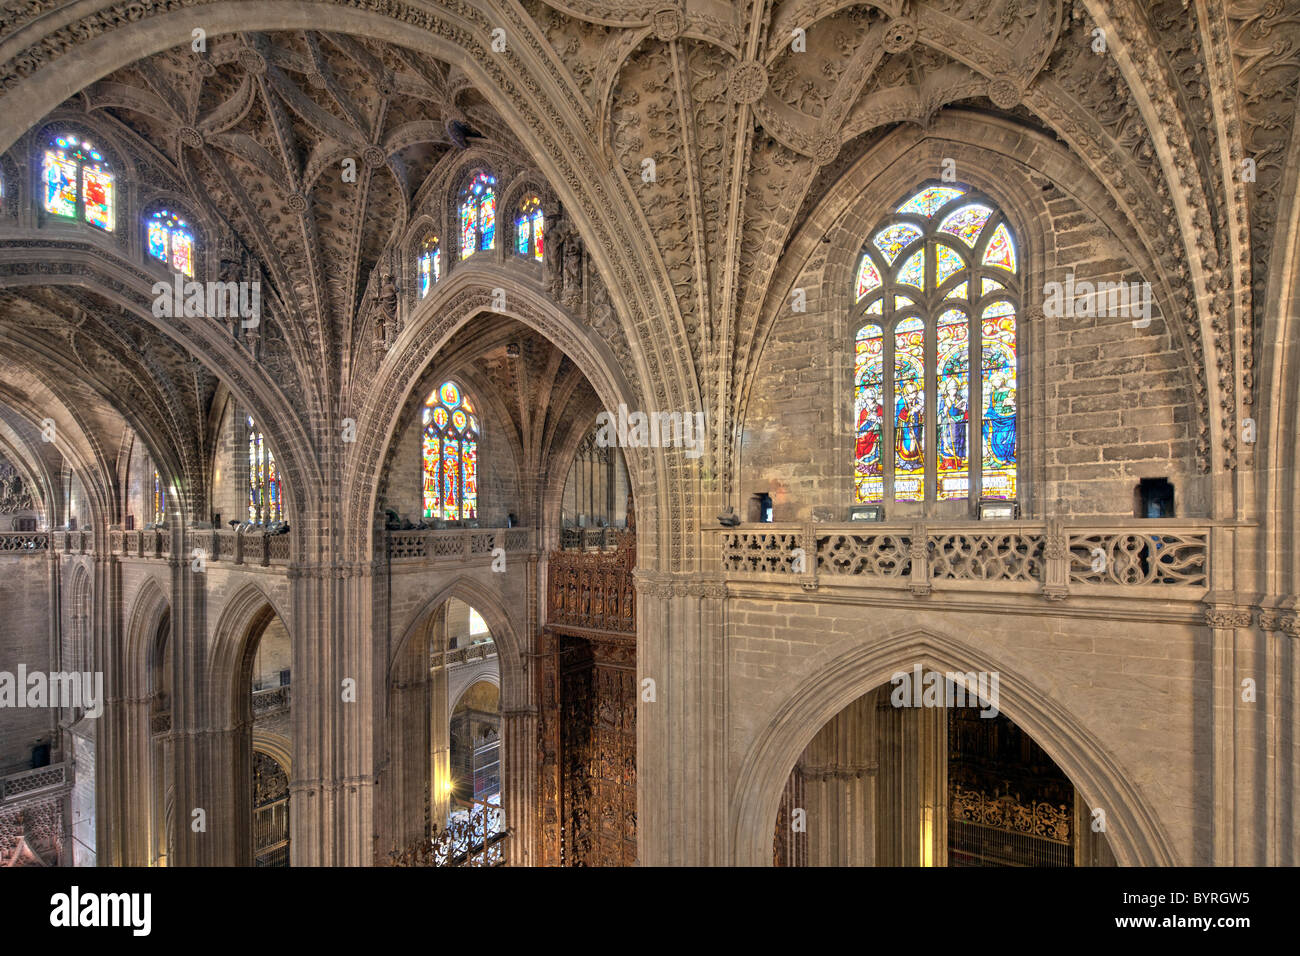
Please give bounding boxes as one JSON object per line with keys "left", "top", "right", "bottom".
{"left": 730, "top": 628, "right": 1179, "bottom": 867}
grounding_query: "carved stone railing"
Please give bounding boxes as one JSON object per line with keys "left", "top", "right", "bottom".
{"left": 559, "top": 526, "right": 621, "bottom": 552}
{"left": 388, "top": 528, "right": 534, "bottom": 564}
{"left": 546, "top": 535, "right": 636, "bottom": 634}
{"left": 50, "top": 531, "right": 93, "bottom": 554}
{"left": 107, "top": 528, "right": 170, "bottom": 559}
{"left": 0, "top": 763, "right": 66, "bottom": 803}
{"left": 184, "top": 529, "right": 292, "bottom": 567}
{"left": 252, "top": 685, "right": 291, "bottom": 717}
{"left": 718, "top": 519, "right": 1212, "bottom": 601}
{"left": 0, "top": 531, "right": 48, "bottom": 553}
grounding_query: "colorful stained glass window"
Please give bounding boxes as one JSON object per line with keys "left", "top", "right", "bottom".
{"left": 982, "top": 310, "right": 1017, "bottom": 499}
{"left": 153, "top": 469, "right": 166, "bottom": 525}
{"left": 936, "top": 309, "right": 970, "bottom": 501}
{"left": 854, "top": 324, "right": 885, "bottom": 503}
{"left": 146, "top": 210, "right": 195, "bottom": 277}
{"left": 897, "top": 186, "right": 965, "bottom": 218}
{"left": 43, "top": 135, "right": 114, "bottom": 230}
{"left": 851, "top": 183, "right": 1018, "bottom": 509}
{"left": 893, "top": 317, "right": 926, "bottom": 502}
{"left": 516, "top": 195, "right": 543, "bottom": 261}
{"left": 419, "top": 236, "right": 440, "bottom": 297}
{"left": 459, "top": 171, "right": 496, "bottom": 259}
{"left": 936, "top": 243, "right": 965, "bottom": 287}
{"left": 247, "top": 416, "right": 282, "bottom": 524}
{"left": 873, "top": 222, "right": 923, "bottom": 264}
{"left": 982, "top": 223, "right": 1016, "bottom": 272}
{"left": 896, "top": 250, "right": 925, "bottom": 290}
{"left": 938, "top": 204, "right": 994, "bottom": 247}
{"left": 855, "top": 255, "right": 883, "bottom": 301}
{"left": 422, "top": 380, "right": 479, "bottom": 521}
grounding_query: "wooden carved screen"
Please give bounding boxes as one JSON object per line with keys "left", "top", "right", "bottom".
{"left": 537, "top": 528, "right": 636, "bottom": 866}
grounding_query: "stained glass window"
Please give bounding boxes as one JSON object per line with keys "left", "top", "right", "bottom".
{"left": 419, "top": 236, "right": 440, "bottom": 297}
{"left": 459, "top": 171, "right": 497, "bottom": 259}
{"left": 873, "top": 222, "right": 923, "bottom": 264}
{"left": 897, "top": 186, "right": 965, "bottom": 218}
{"left": 247, "top": 416, "right": 282, "bottom": 524}
{"left": 152, "top": 469, "right": 166, "bottom": 525}
{"left": 851, "top": 182, "right": 1019, "bottom": 509}
{"left": 856, "top": 256, "right": 883, "bottom": 301}
{"left": 936, "top": 243, "right": 965, "bottom": 287}
{"left": 43, "top": 134, "right": 114, "bottom": 231}
{"left": 982, "top": 223, "right": 1016, "bottom": 272}
{"left": 516, "top": 195, "right": 543, "bottom": 261}
{"left": 146, "top": 210, "right": 195, "bottom": 277}
{"left": 936, "top": 309, "right": 970, "bottom": 501}
{"left": 982, "top": 308, "right": 1018, "bottom": 499}
{"left": 422, "top": 380, "right": 479, "bottom": 521}
{"left": 938, "top": 204, "right": 994, "bottom": 247}
{"left": 896, "top": 250, "right": 925, "bottom": 290}
{"left": 855, "top": 324, "right": 885, "bottom": 502}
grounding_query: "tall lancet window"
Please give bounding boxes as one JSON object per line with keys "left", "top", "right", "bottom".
{"left": 853, "top": 183, "right": 1019, "bottom": 508}
{"left": 247, "top": 416, "right": 283, "bottom": 524}
{"left": 42, "top": 133, "right": 115, "bottom": 231}
{"left": 459, "top": 171, "right": 496, "bottom": 259}
{"left": 152, "top": 469, "right": 166, "bottom": 526}
{"left": 419, "top": 235, "right": 441, "bottom": 297}
{"left": 422, "top": 381, "right": 479, "bottom": 522}
{"left": 515, "top": 195, "right": 543, "bottom": 261}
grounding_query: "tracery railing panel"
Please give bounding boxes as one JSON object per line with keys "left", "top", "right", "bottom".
{"left": 717, "top": 520, "right": 1212, "bottom": 599}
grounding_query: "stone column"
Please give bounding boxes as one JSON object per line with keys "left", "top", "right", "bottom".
{"left": 635, "top": 570, "right": 729, "bottom": 866}
{"left": 802, "top": 692, "right": 878, "bottom": 866}
{"left": 875, "top": 684, "right": 946, "bottom": 866}
{"left": 429, "top": 655, "right": 451, "bottom": 829}
{"left": 381, "top": 623, "right": 428, "bottom": 858}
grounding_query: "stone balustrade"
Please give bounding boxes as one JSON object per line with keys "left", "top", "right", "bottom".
{"left": 718, "top": 519, "right": 1212, "bottom": 601}
{"left": 388, "top": 527, "right": 534, "bottom": 564}
{"left": 0, "top": 531, "right": 49, "bottom": 553}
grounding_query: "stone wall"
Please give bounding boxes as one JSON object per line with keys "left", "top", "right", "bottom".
{"left": 0, "top": 554, "right": 53, "bottom": 771}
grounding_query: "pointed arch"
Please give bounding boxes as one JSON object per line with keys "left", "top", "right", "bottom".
{"left": 731, "top": 628, "right": 1178, "bottom": 867}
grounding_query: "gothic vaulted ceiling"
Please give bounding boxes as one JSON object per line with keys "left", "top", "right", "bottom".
{"left": 0, "top": 1, "right": 1296, "bottom": 540}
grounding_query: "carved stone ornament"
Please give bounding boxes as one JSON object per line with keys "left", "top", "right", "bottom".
{"left": 178, "top": 127, "right": 203, "bottom": 149}
{"left": 237, "top": 47, "right": 267, "bottom": 75}
{"left": 286, "top": 192, "right": 309, "bottom": 214}
{"left": 362, "top": 146, "right": 387, "bottom": 168}
{"left": 812, "top": 130, "right": 841, "bottom": 167}
{"left": 652, "top": 5, "right": 684, "bottom": 42}
{"left": 987, "top": 77, "right": 1023, "bottom": 110}
{"left": 883, "top": 18, "right": 918, "bottom": 54}
{"left": 1204, "top": 607, "right": 1252, "bottom": 629}
{"left": 729, "top": 60, "right": 768, "bottom": 105}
